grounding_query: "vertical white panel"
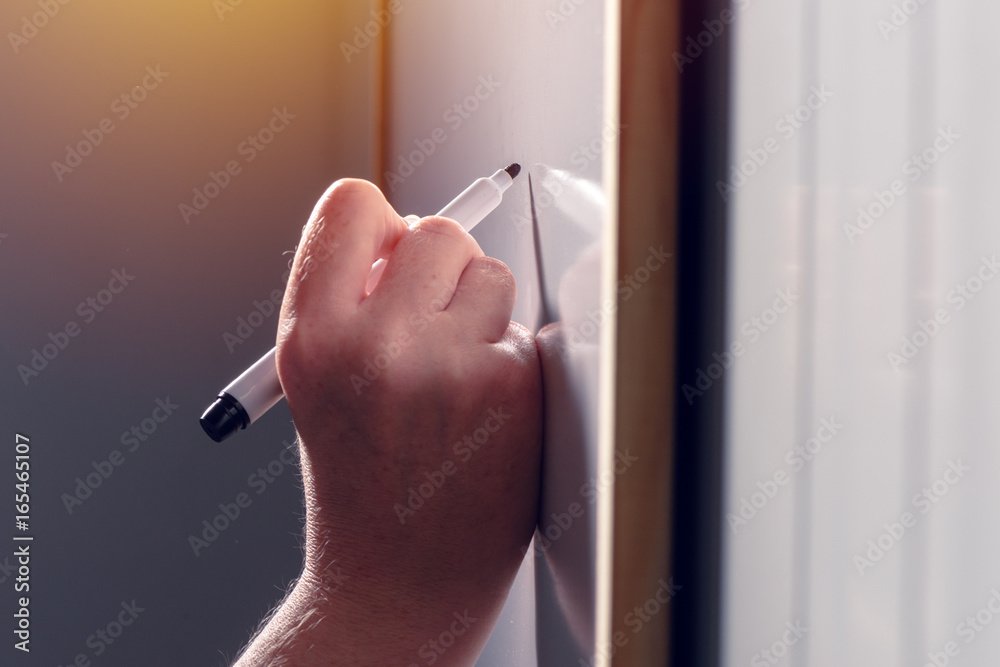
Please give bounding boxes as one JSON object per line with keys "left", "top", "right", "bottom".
{"left": 726, "top": 0, "right": 1000, "bottom": 666}
{"left": 924, "top": 2, "right": 1000, "bottom": 665}
{"left": 721, "top": 0, "right": 807, "bottom": 663}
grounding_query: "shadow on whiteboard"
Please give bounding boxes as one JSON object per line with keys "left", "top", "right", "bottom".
{"left": 529, "top": 164, "right": 606, "bottom": 665}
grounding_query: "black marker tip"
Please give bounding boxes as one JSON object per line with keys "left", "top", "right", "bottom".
{"left": 505, "top": 163, "right": 521, "bottom": 180}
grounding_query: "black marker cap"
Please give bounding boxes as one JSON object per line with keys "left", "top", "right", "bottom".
{"left": 199, "top": 394, "right": 250, "bottom": 443}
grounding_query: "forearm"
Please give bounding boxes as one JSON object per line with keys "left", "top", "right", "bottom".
{"left": 233, "top": 456, "right": 507, "bottom": 667}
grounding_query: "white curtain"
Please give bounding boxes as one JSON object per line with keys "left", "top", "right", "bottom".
{"left": 722, "top": 1, "right": 1000, "bottom": 665}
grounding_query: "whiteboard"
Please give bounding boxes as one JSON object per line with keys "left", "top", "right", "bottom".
{"left": 386, "top": 0, "right": 612, "bottom": 664}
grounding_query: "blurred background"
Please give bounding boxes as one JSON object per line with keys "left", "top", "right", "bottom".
{"left": 0, "top": 0, "right": 615, "bottom": 665}
{"left": 719, "top": 2, "right": 1000, "bottom": 666}
{"left": 0, "top": 3, "right": 380, "bottom": 665}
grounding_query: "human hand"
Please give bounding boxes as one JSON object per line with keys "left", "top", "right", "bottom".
{"left": 237, "top": 179, "right": 542, "bottom": 666}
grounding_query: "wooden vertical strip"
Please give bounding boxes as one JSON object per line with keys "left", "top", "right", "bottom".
{"left": 374, "top": 0, "right": 390, "bottom": 190}
{"left": 596, "top": 0, "right": 623, "bottom": 661}
{"left": 611, "top": 0, "right": 682, "bottom": 665}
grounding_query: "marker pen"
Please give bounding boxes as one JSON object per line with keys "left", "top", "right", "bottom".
{"left": 200, "top": 163, "right": 521, "bottom": 442}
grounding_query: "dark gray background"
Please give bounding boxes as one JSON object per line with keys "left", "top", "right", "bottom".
{"left": 1, "top": 2, "right": 378, "bottom": 664}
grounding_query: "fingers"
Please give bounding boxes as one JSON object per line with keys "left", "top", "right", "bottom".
{"left": 284, "top": 179, "right": 408, "bottom": 321}
{"left": 535, "top": 322, "right": 565, "bottom": 362}
{"left": 282, "top": 182, "right": 518, "bottom": 353}
{"left": 535, "top": 322, "right": 568, "bottom": 388}
{"left": 370, "top": 216, "right": 484, "bottom": 319}
{"left": 445, "top": 256, "right": 517, "bottom": 343}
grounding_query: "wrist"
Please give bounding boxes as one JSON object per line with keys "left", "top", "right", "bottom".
{"left": 247, "top": 566, "right": 490, "bottom": 667}
{"left": 279, "top": 460, "right": 502, "bottom": 667}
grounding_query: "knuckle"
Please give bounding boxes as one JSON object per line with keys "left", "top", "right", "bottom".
{"left": 412, "top": 215, "right": 467, "bottom": 239}
{"left": 471, "top": 256, "right": 513, "bottom": 281}
{"left": 298, "top": 179, "right": 383, "bottom": 270}
{"left": 320, "top": 178, "right": 381, "bottom": 208}
{"left": 507, "top": 319, "right": 533, "bottom": 339}
{"left": 465, "top": 257, "right": 515, "bottom": 297}
{"left": 505, "top": 321, "right": 538, "bottom": 355}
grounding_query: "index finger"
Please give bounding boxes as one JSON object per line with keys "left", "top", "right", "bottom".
{"left": 284, "top": 179, "right": 408, "bottom": 321}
